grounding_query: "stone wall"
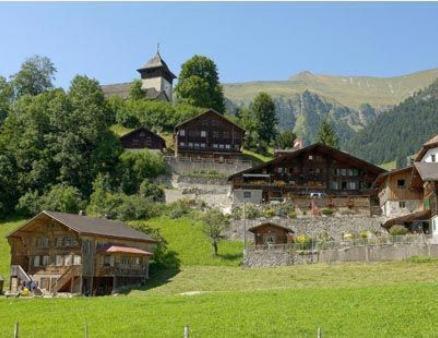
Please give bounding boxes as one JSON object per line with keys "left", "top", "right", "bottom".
{"left": 244, "top": 243, "right": 438, "bottom": 267}
{"left": 165, "top": 156, "right": 252, "bottom": 176}
{"left": 229, "top": 216, "right": 388, "bottom": 242}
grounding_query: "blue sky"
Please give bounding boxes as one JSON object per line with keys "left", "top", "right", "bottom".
{"left": 1, "top": 2, "right": 438, "bottom": 88}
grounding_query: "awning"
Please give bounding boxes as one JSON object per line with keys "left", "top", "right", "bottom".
{"left": 382, "top": 209, "right": 431, "bottom": 229}
{"left": 98, "top": 245, "right": 153, "bottom": 256}
{"left": 243, "top": 173, "right": 271, "bottom": 178}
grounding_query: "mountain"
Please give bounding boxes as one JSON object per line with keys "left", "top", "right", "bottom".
{"left": 223, "top": 68, "right": 438, "bottom": 145}
{"left": 345, "top": 78, "right": 438, "bottom": 167}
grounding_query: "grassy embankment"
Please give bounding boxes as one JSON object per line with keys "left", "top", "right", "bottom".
{"left": 2, "top": 216, "right": 438, "bottom": 337}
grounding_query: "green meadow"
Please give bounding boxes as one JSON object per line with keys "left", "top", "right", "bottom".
{"left": 2, "top": 217, "right": 438, "bottom": 337}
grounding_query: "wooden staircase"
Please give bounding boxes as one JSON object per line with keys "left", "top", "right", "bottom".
{"left": 10, "top": 265, "right": 43, "bottom": 295}
{"left": 55, "top": 266, "right": 80, "bottom": 293}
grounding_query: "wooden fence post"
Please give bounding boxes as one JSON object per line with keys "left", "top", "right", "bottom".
{"left": 317, "top": 327, "right": 322, "bottom": 338}
{"left": 84, "top": 321, "right": 88, "bottom": 338}
{"left": 183, "top": 325, "right": 190, "bottom": 338}
{"left": 14, "top": 322, "right": 19, "bottom": 338}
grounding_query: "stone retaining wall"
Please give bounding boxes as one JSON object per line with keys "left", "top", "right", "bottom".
{"left": 244, "top": 243, "right": 438, "bottom": 267}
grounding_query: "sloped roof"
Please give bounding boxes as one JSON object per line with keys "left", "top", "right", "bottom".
{"left": 175, "top": 109, "right": 245, "bottom": 132}
{"left": 137, "top": 52, "right": 176, "bottom": 79}
{"left": 372, "top": 166, "right": 414, "bottom": 189}
{"left": 414, "top": 162, "right": 438, "bottom": 181}
{"left": 249, "top": 222, "right": 294, "bottom": 233}
{"left": 229, "top": 143, "right": 386, "bottom": 180}
{"left": 119, "top": 126, "right": 166, "bottom": 144}
{"left": 98, "top": 245, "right": 153, "bottom": 256}
{"left": 8, "top": 211, "right": 157, "bottom": 243}
{"left": 382, "top": 209, "right": 431, "bottom": 229}
{"left": 415, "top": 134, "right": 438, "bottom": 161}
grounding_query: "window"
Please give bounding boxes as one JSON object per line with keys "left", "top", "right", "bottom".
{"left": 432, "top": 154, "right": 436, "bottom": 163}
{"left": 139, "top": 131, "right": 146, "bottom": 137}
{"left": 243, "top": 191, "right": 252, "bottom": 199}
{"left": 399, "top": 201, "right": 406, "bottom": 208}
{"left": 56, "top": 237, "right": 63, "bottom": 248}
{"left": 103, "top": 255, "right": 112, "bottom": 267}
{"left": 200, "top": 130, "right": 207, "bottom": 137}
{"left": 225, "top": 144, "right": 231, "bottom": 149}
{"left": 121, "top": 256, "right": 129, "bottom": 265}
{"left": 42, "top": 255, "right": 49, "bottom": 266}
{"left": 56, "top": 255, "right": 63, "bottom": 266}
{"left": 180, "top": 142, "right": 185, "bottom": 146}
{"left": 73, "top": 255, "right": 82, "bottom": 266}
{"left": 64, "top": 237, "right": 72, "bottom": 247}
{"left": 330, "top": 181, "right": 339, "bottom": 190}
{"left": 64, "top": 255, "right": 72, "bottom": 266}
{"left": 308, "top": 155, "right": 313, "bottom": 160}
{"left": 200, "top": 143, "right": 206, "bottom": 148}
{"left": 219, "top": 144, "right": 225, "bottom": 149}
{"left": 397, "top": 179, "right": 406, "bottom": 189}
{"left": 213, "top": 131, "right": 220, "bottom": 139}
{"left": 223, "top": 131, "right": 230, "bottom": 139}
{"left": 235, "top": 144, "right": 240, "bottom": 150}
{"left": 188, "top": 142, "right": 193, "bottom": 148}
{"left": 36, "top": 237, "right": 48, "bottom": 248}
{"left": 341, "top": 181, "right": 347, "bottom": 190}
{"left": 194, "top": 143, "right": 200, "bottom": 148}
{"left": 134, "top": 257, "right": 140, "bottom": 265}
{"left": 33, "top": 256, "right": 40, "bottom": 267}
{"left": 347, "top": 169, "right": 354, "bottom": 177}
{"left": 347, "top": 181, "right": 357, "bottom": 190}
{"left": 179, "top": 129, "right": 185, "bottom": 136}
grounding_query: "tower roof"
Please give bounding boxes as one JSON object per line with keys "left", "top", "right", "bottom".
{"left": 137, "top": 52, "right": 176, "bottom": 79}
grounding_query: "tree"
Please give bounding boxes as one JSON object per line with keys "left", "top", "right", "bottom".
{"left": 0, "top": 76, "right": 13, "bottom": 125}
{"left": 251, "top": 92, "right": 278, "bottom": 144}
{"left": 11, "top": 55, "right": 56, "bottom": 97}
{"left": 200, "top": 208, "right": 230, "bottom": 256}
{"left": 317, "top": 119, "right": 338, "bottom": 148}
{"left": 275, "top": 130, "right": 296, "bottom": 149}
{"left": 175, "top": 55, "right": 225, "bottom": 113}
{"left": 128, "top": 80, "right": 145, "bottom": 100}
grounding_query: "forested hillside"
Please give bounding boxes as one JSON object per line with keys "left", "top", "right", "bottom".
{"left": 345, "top": 79, "right": 438, "bottom": 167}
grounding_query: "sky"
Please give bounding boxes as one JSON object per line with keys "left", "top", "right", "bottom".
{"left": 1, "top": 2, "right": 438, "bottom": 88}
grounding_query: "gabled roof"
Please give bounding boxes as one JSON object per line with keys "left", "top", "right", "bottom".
{"left": 414, "top": 162, "right": 438, "bottom": 181}
{"left": 119, "top": 126, "right": 166, "bottom": 145}
{"left": 372, "top": 166, "right": 413, "bottom": 189}
{"left": 7, "top": 211, "right": 157, "bottom": 243}
{"left": 249, "top": 222, "right": 294, "bottom": 233}
{"left": 414, "top": 134, "right": 438, "bottom": 161}
{"left": 175, "top": 109, "right": 245, "bottom": 132}
{"left": 137, "top": 52, "right": 176, "bottom": 79}
{"left": 382, "top": 209, "right": 431, "bottom": 229}
{"left": 229, "top": 143, "right": 386, "bottom": 180}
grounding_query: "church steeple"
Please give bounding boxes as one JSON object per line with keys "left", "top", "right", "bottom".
{"left": 136, "top": 49, "right": 176, "bottom": 102}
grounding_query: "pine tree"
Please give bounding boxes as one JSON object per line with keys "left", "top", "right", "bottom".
{"left": 317, "top": 119, "right": 338, "bottom": 148}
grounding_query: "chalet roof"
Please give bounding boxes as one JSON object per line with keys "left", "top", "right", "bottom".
{"left": 249, "top": 222, "right": 294, "bottom": 233}
{"left": 119, "top": 126, "right": 166, "bottom": 145}
{"left": 414, "top": 162, "right": 438, "bottom": 181}
{"left": 174, "top": 109, "right": 245, "bottom": 132}
{"left": 98, "top": 245, "right": 153, "bottom": 256}
{"left": 414, "top": 134, "right": 438, "bottom": 161}
{"left": 229, "top": 143, "right": 386, "bottom": 180}
{"left": 372, "top": 166, "right": 413, "bottom": 189}
{"left": 8, "top": 211, "right": 157, "bottom": 243}
{"left": 382, "top": 209, "right": 431, "bottom": 229}
{"left": 137, "top": 52, "right": 176, "bottom": 79}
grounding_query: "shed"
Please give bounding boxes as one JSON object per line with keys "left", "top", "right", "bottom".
{"left": 249, "top": 222, "right": 294, "bottom": 245}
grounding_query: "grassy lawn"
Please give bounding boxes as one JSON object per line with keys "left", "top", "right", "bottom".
{"left": 242, "top": 148, "right": 274, "bottom": 163}
{"left": 0, "top": 219, "right": 25, "bottom": 286}
{"left": 2, "top": 216, "right": 438, "bottom": 337}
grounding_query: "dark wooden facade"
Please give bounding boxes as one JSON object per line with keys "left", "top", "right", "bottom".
{"left": 174, "top": 109, "right": 245, "bottom": 160}
{"left": 249, "top": 223, "right": 294, "bottom": 245}
{"left": 7, "top": 211, "right": 157, "bottom": 296}
{"left": 120, "top": 127, "right": 166, "bottom": 151}
{"left": 229, "top": 143, "right": 386, "bottom": 203}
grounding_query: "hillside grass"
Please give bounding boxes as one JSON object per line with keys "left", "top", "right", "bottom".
{"left": 380, "top": 160, "right": 397, "bottom": 170}
{"left": 0, "top": 219, "right": 25, "bottom": 285}
{"left": 242, "top": 148, "right": 273, "bottom": 163}
{"left": 134, "top": 216, "right": 243, "bottom": 267}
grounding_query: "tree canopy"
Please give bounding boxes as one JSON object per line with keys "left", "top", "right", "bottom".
{"left": 317, "top": 119, "right": 339, "bottom": 148}
{"left": 251, "top": 92, "right": 278, "bottom": 145}
{"left": 175, "top": 55, "right": 225, "bottom": 113}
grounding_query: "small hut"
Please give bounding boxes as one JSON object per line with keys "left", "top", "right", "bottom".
{"left": 249, "top": 222, "right": 294, "bottom": 245}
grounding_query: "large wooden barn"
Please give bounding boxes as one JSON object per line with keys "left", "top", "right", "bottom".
{"left": 229, "top": 143, "right": 386, "bottom": 213}
{"left": 7, "top": 211, "right": 157, "bottom": 296}
{"left": 174, "top": 109, "right": 245, "bottom": 161}
{"left": 120, "top": 126, "right": 166, "bottom": 151}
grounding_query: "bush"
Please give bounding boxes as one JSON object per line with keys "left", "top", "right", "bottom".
{"left": 139, "top": 180, "right": 165, "bottom": 202}
{"left": 321, "top": 208, "right": 334, "bottom": 216}
{"left": 242, "top": 204, "right": 261, "bottom": 220}
{"left": 360, "top": 230, "right": 371, "bottom": 240}
{"left": 295, "top": 234, "right": 313, "bottom": 250}
{"left": 16, "top": 191, "right": 42, "bottom": 217}
{"left": 389, "top": 225, "right": 408, "bottom": 236}
{"left": 407, "top": 256, "right": 434, "bottom": 264}
{"left": 288, "top": 210, "right": 297, "bottom": 219}
{"left": 262, "top": 207, "right": 276, "bottom": 218}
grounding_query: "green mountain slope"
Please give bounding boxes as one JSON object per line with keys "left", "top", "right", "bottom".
{"left": 345, "top": 79, "right": 438, "bottom": 167}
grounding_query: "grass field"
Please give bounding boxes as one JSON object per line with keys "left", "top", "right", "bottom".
{"left": 2, "top": 217, "right": 438, "bottom": 337}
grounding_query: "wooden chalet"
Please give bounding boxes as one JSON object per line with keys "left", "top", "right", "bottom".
{"left": 120, "top": 127, "right": 166, "bottom": 151}
{"left": 174, "top": 109, "right": 245, "bottom": 161}
{"left": 7, "top": 211, "right": 157, "bottom": 296}
{"left": 249, "top": 222, "right": 294, "bottom": 245}
{"left": 228, "top": 143, "right": 386, "bottom": 212}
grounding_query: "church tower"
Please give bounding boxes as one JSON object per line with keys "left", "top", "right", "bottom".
{"left": 136, "top": 50, "right": 176, "bottom": 102}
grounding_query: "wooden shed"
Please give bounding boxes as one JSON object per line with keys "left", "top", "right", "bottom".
{"left": 249, "top": 222, "right": 294, "bottom": 245}
{"left": 120, "top": 126, "right": 166, "bottom": 151}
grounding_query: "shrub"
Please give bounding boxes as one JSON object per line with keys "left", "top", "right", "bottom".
{"left": 231, "top": 207, "right": 242, "bottom": 220}
{"left": 16, "top": 191, "right": 42, "bottom": 217}
{"left": 288, "top": 210, "right": 297, "bottom": 219}
{"left": 343, "top": 232, "right": 357, "bottom": 241}
{"left": 139, "top": 180, "right": 165, "bottom": 202}
{"left": 321, "top": 208, "right": 334, "bottom": 216}
{"left": 263, "top": 207, "right": 276, "bottom": 218}
{"left": 389, "top": 225, "right": 408, "bottom": 236}
{"left": 295, "top": 234, "right": 313, "bottom": 250}
{"left": 242, "top": 204, "right": 261, "bottom": 220}
{"left": 407, "top": 256, "right": 434, "bottom": 264}
{"left": 360, "top": 230, "right": 371, "bottom": 240}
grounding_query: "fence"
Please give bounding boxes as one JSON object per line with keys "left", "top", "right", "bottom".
{"left": 244, "top": 234, "right": 438, "bottom": 267}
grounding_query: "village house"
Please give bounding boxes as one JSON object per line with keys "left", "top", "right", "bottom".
{"left": 228, "top": 143, "right": 386, "bottom": 215}
{"left": 379, "top": 135, "right": 438, "bottom": 234}
{"left": 174, "top": 109, "right": 245, "bottom": 161}
{"left": 101, "top": 50, "right": 176, "bottom": 102}
{"left": 7, "top": 211, "right": 157, "bottom": 296}
{"left": 249, "top": 222, "right": 294, "bottom": 246}
{"left": 120, "top": 126, "right": 166, "bottom": 151}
